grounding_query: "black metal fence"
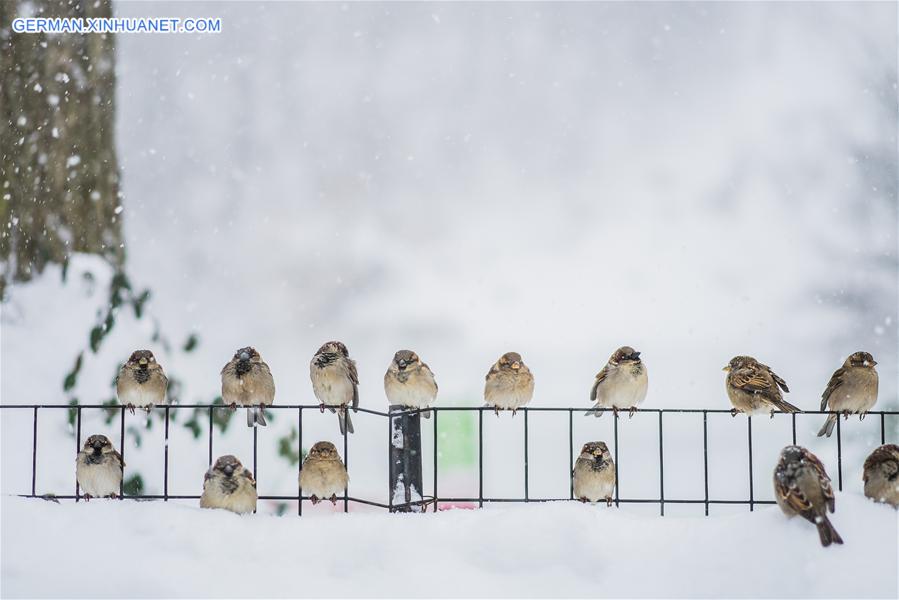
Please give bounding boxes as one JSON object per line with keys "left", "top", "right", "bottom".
{"left": 3, "top": 404, "right": 896, "bottom": 516}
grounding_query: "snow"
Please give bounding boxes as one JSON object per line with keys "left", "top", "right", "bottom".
{"left": 2, "top": 494, "right": 896, "bottom": 598}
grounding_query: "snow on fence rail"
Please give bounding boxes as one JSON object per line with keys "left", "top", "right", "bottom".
{"left": 2, "top": 404, "right": 896, "bottom": 516}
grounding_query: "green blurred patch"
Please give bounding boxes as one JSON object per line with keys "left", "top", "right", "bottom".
{"left": 436, "top": 408, "right": 476, "bottom": 469}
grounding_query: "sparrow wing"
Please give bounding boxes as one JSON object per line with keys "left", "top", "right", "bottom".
{"left": 820, "top": 367, "right": 846, "bottom": 411}
{"left": 763, "top": 365, "right": 790, "bottom": 393}
{"left": 347, "top": 358, "right": 360, "bottom": 411}
{"left": 589, "top": 366, "right": 609, "bottom": 402}
{"left": 243, "top": 468, "right": 257, "bottom": 489}
{"left": 775, "top": 468, "right": 814, "bottom": 517}
{"left": 803, "top": 450, "right": 835, "bottom": 513}
{"left": 113, "top": 450, "right": 126, "bottom": 470}
{"left": 422, "top": 362, "right": 438, "bottom": 393}
{"left": 730, "top": 366, "right": 772, "bottom": 393}
{"left": 485, "top": 363, "right": 500, "bottom": 382}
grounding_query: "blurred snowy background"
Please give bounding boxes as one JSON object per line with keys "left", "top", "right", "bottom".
{"left": 2, "top": 0, "right": 897, "bottom": 528}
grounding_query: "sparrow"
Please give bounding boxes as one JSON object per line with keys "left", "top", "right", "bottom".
{"left": 116, "top": 350, "right": 167, "bottom": 414}
{"left": 586, "top": 346, "right": 648, "bottom": 418}
{"left": 573, "top": 441, "right": 616, "bottom": 506}
{"left": 299, "top": 441, "right": 349, "bottom": 505}
{"left": 76, "top": 434, "right": 124, "bottom": 500}
{"left": 310, "top": 341, "right": 359, "bottom": 435}
{"left": 773, "top": 445, "right": 843, "bottom": 547}
{"left": 200, "top": 455, "right": 257, "bottom": 514}
{"left": 724, "top": 355, "right": 799, "bottom": 417}
{"left": 221, "top": 346, "right": 275, "bottom": 427}
{"left": 484, "top": 352, "right": 534, "bottom": 416}
{"left": 862, "top": 444, "right": 899, "bottom": 508}
{"left": 384, "top": 350, "right": 437, "bottom": 418}
{"left": 817, "top": 351, "right": 879, "bottom": 437}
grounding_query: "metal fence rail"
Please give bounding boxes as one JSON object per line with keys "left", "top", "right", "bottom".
{"left": 2, "top": 404, "right": 896, "bottom": 516}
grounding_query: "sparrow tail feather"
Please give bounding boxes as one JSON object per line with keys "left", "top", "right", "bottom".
{"left": 817, "top": 414, "right": 837, "bottom": 438}
{"left": 816, "top": 515, "right": 843, "bottom": 547}
{"left": 338, "top": 410, "right": 354, "bottom": 435}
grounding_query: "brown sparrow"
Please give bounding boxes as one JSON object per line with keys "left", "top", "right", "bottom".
{"left": 724, "top": 355, "right": 799, "bottom": 417}
{"left": 116, "top": 350, "right": 167, "bottom": 414}
{"left": 587, "top": 346, "right": 647, "bottom": 418}
{"left": 863, "top": 444, "right": 899, "bottom": 508}
{"left": 310, "top": 341, "right": 359, "bottom": 435}
{"left": 299, "top": 441, "right": 349, "bottom": 505}
{"left": 384, "top": 350, "right": 437, "bottom": 417}
{"left": 76, "top": 434, "right": 124, "bottom": 500}
{"left": 573, "top": 441, "right": 616, "bottom": 506}
{"left": 773, "top": 445, "right": 843, "bottom": 547}
{"left": 817, "top": 351, "right": 879, "bottom": 437}
{"left": 200, "top": 455, "right": 257, "bottom": 514}
{"left": 484, "top": 352, "right": 534, "bottom": 416}
{"left": 221, "top": 346, "right": 275, "bottom": 427}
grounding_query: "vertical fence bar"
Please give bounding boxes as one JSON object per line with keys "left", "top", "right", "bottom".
{"left": 164, "top": 406, "right": 170, "bottom": 501}
{"left": 658, "top": 411, "right": 664, "bottom": 516}
{"left": 433, "top": 409, "right": 439, "bottom": 513}
{"left": 31, "top": 407, "right": 38, "bottom": 497}
{"left": 747, "top": 416, "right": 754, "bottom": 512}
{"left": 119, "top": 407, "right": 125, "bottom": 498}
{"left": 75, "top": 406, "right": 82, "bottom": 501}
{"left": 388, "top": 411, "right": 394, "bottom": 513}
{"left": 298, "top": 408, "right": 303, "bottom": 516}
{"left": 791, "top": 413, "right": 797, "bottom": 445}
{"left": 343, "top": 424, "right": 348, "bottom": 513}
{"left": 836, "top": 415, "right": 843, "bottom": 491}
{"left": 568, "top": 409, "right": 574, "bottom": 500}
{"left": 208, "top": 408, "right": 214, "bottom": 466}
{"left": 253, "top": 425, "right": 258, "bottom": 490}
{"left": 881, "top": 413, "right": 886, "bottom": 445}
{"left": 523, "top": 408, "right": 529, "bottom": 502}
{"left": 478, "top": 408, "right": 484, "bottom": 508}
{"left": 702, "top": 410, "right": 709, "bottom": 516}
{"left": 613, "top": 411, "right": 620, "bottom": 507}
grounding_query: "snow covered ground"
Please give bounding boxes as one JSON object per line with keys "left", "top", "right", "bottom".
{"left": 2, "top": 493, "right": 896, "bottom": 598}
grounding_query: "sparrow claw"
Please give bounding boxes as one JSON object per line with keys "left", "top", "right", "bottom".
{"left": 330, "top": 494, "right": 338, "bottom": 506}
{"left": 731, "top": 408, "right": 739, "bottom": 418}
{"left": 108, "top": 492, "right": 118, "bottom": 499}
{"left": 613, "top": 407, "right": 619, "bottom": 419}
{"left": 319, "top": 403, "right": 326, "bottom": 414}
{"left": 770, "top": 411, "right": 775, "bottom": 419}
{"left": 843, "top": 411, "right": 850, "bottom": 421}
{"left": 228, "top": 403, "right": 237, "bottom": 411}
{"left": 512, "top": 409, "right": 517, "bottom": 418}
{"left": 859, "top": 412, "right": 866, "bottom": 421}
{"left": 127, "top": 404, "right": 135, "bottom": 415}
{"left": 83, "top": 494, "right": 91, "bottom": 502}
{"left": 606, "top": 497, "right": 613, "bottom": 507}
{"left": 494, "top": 406, "right": 499, "bottom": 417}
{"left": 310, "top": 495, "right": 320, "bottom": 505}
{"left": 578, "top": 497, "right": 587, "bottom": 503}
{"left": 628, "top": 406, "right": 636, "bottom": 419}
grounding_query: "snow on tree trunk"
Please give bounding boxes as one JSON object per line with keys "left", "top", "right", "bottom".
{"left": 0, "top": 0, "right": 123, "bottom": 298}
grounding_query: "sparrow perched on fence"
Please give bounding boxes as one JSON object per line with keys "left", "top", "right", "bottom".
{"left": 310, "top": 341, "right": 359, "bottom": 435}
{"left": 76, "top": 435, "right": 124, "bottom": 500}
{"left": 863, "top": 444, "right": 899, "bottom": 508}
{"left": 724, "top": 356, "right": 799, "bottom": 417}
{"left": 299, "top": 441, "right": 349, "bottom": 505}
{"left": 221, "top": 347, "right": 275, "bottom": 427}
{"left": 773, "top": 445, "right": 843, "bottom": 547}
{"left": 484, "top": 352, "right": 534, "bottom": 416}
{"left": 586, "top": 346, "right": 648, "bottom": 418}
{"left": 384, "top": 350, "right": 437, "bottom": 418}
{"left": 200, "top": 455, "right": 257, "bottom": 514}
{"left": 573, "top": 441, "right": 616, "bottom": 506}
{"left": 116, "top": 350, "right": 167, "bottom": 414}
{"left": 816, "top": 351, "right": 879, "bottom": 437}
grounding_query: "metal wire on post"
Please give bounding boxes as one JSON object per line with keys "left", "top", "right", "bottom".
{"left": 297, "top": 407, "right": 303, "bottom": 516}
{"left": 613, "top": 412, "right": 620, "bottom": 507}
{"left": 343, "top": 422, "right": 349, "bottom": 513}
{"left": 523, "top": 408, "right": 529, "bottom": 503}
{"left": 478, "top": 408, "right": 484, "bottom": 509}
{"left": 119, "top": 407, "right": 125, "bottom": 499}
{"left": 658, "top": 411, "right": 664, "bottom": 516}
{"left": 253, "top": 424, "right": 258, "bottom": 490}
{"left": 31, "top": 406, "right": 38, "bottom": 497}
{"left": 164, "top": 406, "right": 170, "bottom": 501}
{"left": 791, "top": 413, "right": 797, "bottom": 445}
{"left": 702, "top": 410, "right": 709, "bottom": 516}
{"left": 747, "top": 416, "right": 754, "bottom": 512}
{"left": 207, "top": 407, "right": 213, "bottom": 466}
{"left": 881, "top": 413, "right": 886, "bottom": 445}
{"left": 433, "top": 409, "right": 439, "bottom": 513}
{"left": 836, "top": 416, "right": 843, "bottom": 491}
{"left": 568, "top": 409, "right": 574, "bottom": 501}
{"left": 75, "top": 406, "right": 82, "bottom": 501}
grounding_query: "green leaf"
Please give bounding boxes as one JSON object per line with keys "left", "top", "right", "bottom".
{"left": 89, "top": 325, "right": 104, "bottom": 352}
{"left": 184, "top": 417, "right": 201, "bottom": 439}
{"left": 123, "top": 473, "right": 144, "bottom": 496}
{"left": 67, "top": 398, "right": 79, "bottom": 429}
{"left": 182, "top": 333, "right": 199, "bottom": 353}
{"left": 132, "top": 289, "right": 151, "bottom": 319}
{"left": 63, "top": 352, "right": 84, "bottom": 391}
{"left": 127, "top": 425, "right": 142, "bottom": 448}
{"left": 277, "top": 427, "right": 301, "bottom": 466}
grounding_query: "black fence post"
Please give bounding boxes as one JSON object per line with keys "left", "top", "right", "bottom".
{"left": 389, "top": 405, "right": 423, "bottom": 513}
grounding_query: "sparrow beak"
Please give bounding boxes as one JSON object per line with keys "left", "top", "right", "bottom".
{"left": 722, "top": 366, "right": 731, "bottom": 372}
{"left": 138, "top": 358, "right": 148, "bottom": 367}
{"left": 511, "top": 362, "right": 521, "bottom": 370}
{"left": 868, "top": 360, "right": 877, "bottom": 366}
{"left": 630, "top": 351, "right": 641, "bottom": 360}
{"left": 398, "top": 359, "right": 407, "bottom": 369}
{"left": 92, "top": 440, "right": 104, "bottom": 450}
{"left": 239, "top": 351, "right": 250, "bottom": 361}
{"left": 223, "top": 465, "right": 234, "bottom": 477}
